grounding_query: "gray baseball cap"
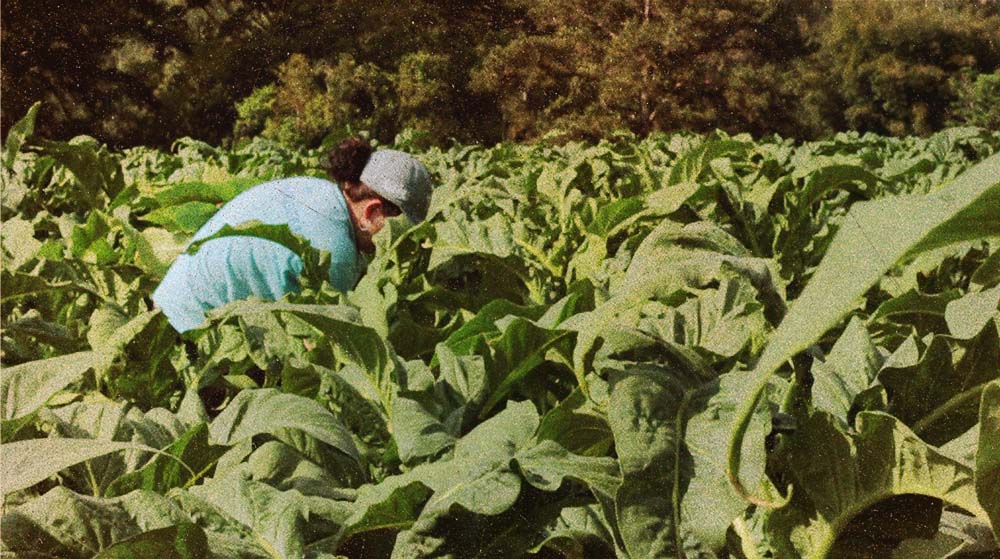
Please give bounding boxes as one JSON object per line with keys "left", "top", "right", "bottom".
{"left": 360, "top": 149, "right": 434, "bottom": 223}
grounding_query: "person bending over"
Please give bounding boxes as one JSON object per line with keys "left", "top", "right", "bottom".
{"left": 152, "top": 137, "right": 433, "bottom": 333}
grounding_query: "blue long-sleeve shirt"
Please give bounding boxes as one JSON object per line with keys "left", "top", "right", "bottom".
{"left": 152, "top": 177, "right": 361, "bottom": 332}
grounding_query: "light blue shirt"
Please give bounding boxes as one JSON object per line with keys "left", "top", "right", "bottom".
{"left": 152, "top": 177, "right": 360, "bottom": 332}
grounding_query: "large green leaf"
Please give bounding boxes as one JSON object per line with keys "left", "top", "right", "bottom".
{"left": 0, "top": 487, "right": 190, "bottom": 558}
{"left": 1, "top": 216, "right": 42, "bottom": 270}
{"left": 337, "top": 473, "right": 432, "bottom": 540}
{"left": 212, "top": 301, "right": 399, "bottom": 407}
{"left": 435, "top": 298, "right": 542, "bottom": 361}
{"left": 728, "top": 152, "right": 1000, "bottom": 506}
{"left": 638, "top": 275, "right": 773, "bottom": 361}
{"left": 1, "top": 438, "right": 166, "bottom": 494}
{"left": 644, "top": 180, "right": 702, "bottom": 215}
{"left": 682, "top": 372, "right": 787, "bottom": 552}
{"left": 209, "top": 388, "right": 359, "bottom": 461}
{"left": 2, "top": 312, "right": 83, "bottom": 358}
{"left": 945, "top": 285, "right": 1000, "bottom": 339}
{"left": 186, "top": 470, "right": 313, "bottom": 559}
{"left": 1, "top": 351, "right": 98, "bottom": 424}
{"left": 382, "top": 402, "right": 539, "bottom": 557}
{"left": 535, "top": 386, "right": 614, "bottom": 457}
{"left": 245, "top": 440, "right": 355, "bottom": 500}
{"left": 389, "top": 401, "right": 618, "bottom": 558}
{"left": 148, "top": 177, "right": 261, "bottom": 207}
{"left": 0, "top": 271, "right": 95, "bottom": 303}
{"left": 313, "top": 361, "right": 391, "bottom": 452}
{"left": 977, "top": 380, "right": 1000, "bottom": 543}
{"left": 879, "top": 321, "right": 999, "bottom": 445}
{"left": 587, "top": 196, "right": 646, "bottom": 237}
{"left": 3, "top": 101, "right": 40, "bottom": 170}
{"left": 568, "top": 220, "right": 783, "bottom": 395}
{"left": 166, "top": 488, "right": 273, "bottom": 559}
{"left": 437, "top": 345, "right": 489, "bottom": 408}
{"left": 607, "top": 368, "right": 688, "bottom": 559}
{"left": 515, "top": 439, "right": 620, "bottom": 499}
{"left": 810, "top": 317, "right": 883, "bottom": 424}
{"left": 569, "top": 196, "right": 647, "bottom": 281}
{"left": 746, "top": 411, "right": 987, "bottom": 559}
{"left": 971, "top": 248, "right": 1000, "bottom": 289}
{"left": 867, "top": 288, "right": 961, "bottom": 334}
{"left": 93, "top": 523, "right": 209, "bottom": 559}
{"left": 186, "top": 221, "right": 332, "bottom": 285}
{"left": 480, "top": 316, "right": 572, "bottom": 416}
{"left": 413, "top": 401, "right": 539, "bottom": 516}
{"left": 34, "top": 399, "right": 192, "bottom": 494}
{"left": 428, "top": 213, "right": 518, "bottom": 271}
{"left": 606, "top": 366, "right": 782, "bottom": 557}
{"left": 788, "top": 164, "right": 878, "bottom": 223}
{"left": 527, "top": 505, "right": 620, "bottom": 558}
{"left": 105, "top": 422, "right": 225, "bottom": 497}
{"left": 87, "top": 308, "right": 163, "bottom": 375}
{"left": 390, "top": 390, "right": 461, "bottom": 466}
{"left": 142, "top": 201, "right": 219, "bottom": 234}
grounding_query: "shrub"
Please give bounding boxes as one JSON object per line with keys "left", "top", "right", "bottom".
{"left": 796, "top": 0, "right": 1000, "bottom": 136}
{"left": 396, "top": 52, "right": 461, "bottom": 145}
{"left": 232, "top": 54, "right": 397, "bottom": 147}
{"left": 949, "top": 70, "right": 1000, "bottom": 130}
{"left": 233, "top": 84, "right": 277, "bottom": 141}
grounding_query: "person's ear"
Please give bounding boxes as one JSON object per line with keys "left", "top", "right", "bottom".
{"left": 362, "top": 198, "right": 384, "bottom": 230}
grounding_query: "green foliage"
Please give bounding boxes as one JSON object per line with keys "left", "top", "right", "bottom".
{"left": 950, "top": 70, "right": 1000, "bottom": 130}
{"left": 396, "top": 51, "right": 462, "bottom": 145}
{"left": 472, "top": 0, "right": 811, "bottom": 141}
{"left": 2, "top": 0, "right": 394, "bottom": 147}
{"left": 727, "top": 150, "right": 1000, "bottom": 507}
{"left": 4, "top": 112, "right": 1000, "bottom": 558}
{"left": 233, "top": 49, "right": 475, "bottom": 148}
{"left": 232, "top": 84, "right": 278, "bottom": 142}
{"left": 796, "top": 0, "right": 1000, "bottom": 137}
{"left": 6, "top": 1, "right": 1000, "bottom": 147}
{"left": 236, "top": 53, "right": 398, "bottom": 147}
{"left": 2, "top": 487, "right": 195, "bottom": 558}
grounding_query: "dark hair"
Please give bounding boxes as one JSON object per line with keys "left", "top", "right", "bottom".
{"left": 326, "top": 137, "right": 402, "bottom": 216}
{"left": 326, "top": 137, "right": 373, "bottom": 184}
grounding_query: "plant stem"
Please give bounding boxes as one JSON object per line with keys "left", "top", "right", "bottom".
{"left": 85, "top": 461, "right": 101, "bottom": 497}
{"left": 912, "top": 383, "right": 987, "bottom": 436}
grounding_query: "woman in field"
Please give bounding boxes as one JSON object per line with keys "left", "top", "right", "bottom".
{"left": 152, "top": 137, "right": 433, "bottom": 332}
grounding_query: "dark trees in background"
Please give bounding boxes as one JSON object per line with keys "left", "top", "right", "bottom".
{"left": 3, "top": 0, "right": 999, "bottom": 149}
{"left": 229, "top": 0, "right": 517, "bottom": 147}
{"left": 471, "top": 0, "right": 816, "bottom": 141}
{"left": 2, "top": 0, "right": 287, "bottom": 147}
{"left": 2, "top": 0, "right": 183, "bottom": 147}
{"left": 793, "top": 0, "right": 1000, "bottom": 137}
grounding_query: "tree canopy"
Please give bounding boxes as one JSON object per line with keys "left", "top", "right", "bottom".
{"left": 3, "top": 0, "right": 999, "bottom": 147}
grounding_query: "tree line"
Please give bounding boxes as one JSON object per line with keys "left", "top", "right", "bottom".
{"left": 3, "top": 0, "right": 999, "bottom": 149}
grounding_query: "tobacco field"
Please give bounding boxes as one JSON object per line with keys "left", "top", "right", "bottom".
{"left": 2, "top": 103, "right": 1000, "bottom": 558}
